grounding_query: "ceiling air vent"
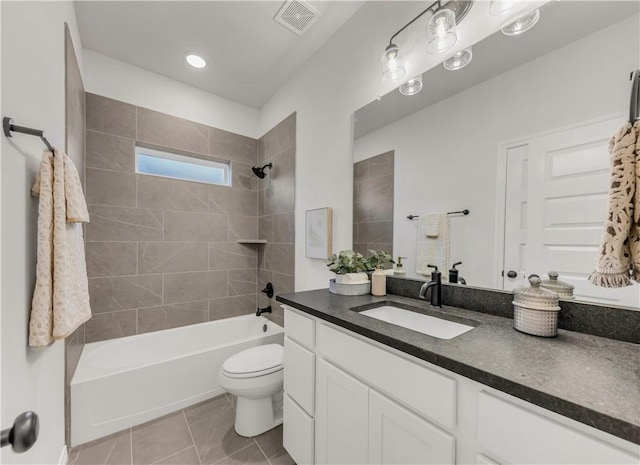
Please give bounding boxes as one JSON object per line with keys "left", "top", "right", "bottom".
{"left": 274, "top": 0, "right": 321, "bottom": 36}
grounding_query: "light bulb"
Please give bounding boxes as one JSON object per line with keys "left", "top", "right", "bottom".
{"left": 489, "top": 0, "right": 522, "bottom": 16}
{"left": 381, "top": 44, "right": 407, "bottom": 83}
{"left": 501, "top": 9, "right": 540, "bottom": 36}
{"left": 185, "top": 54, "right": 206, "bottom": 68}
{"left": 443, "top": 47, "right": 472, "bottom": 71}
{"left": 399, "top": 74, "right": 423, "bottom": 96}
{"left": 427, "top": 8, "right": 457, "bottom": 54}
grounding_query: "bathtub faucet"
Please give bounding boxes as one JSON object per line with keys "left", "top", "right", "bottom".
{"left": 256, "top": 306, "right": 272, "bottom": 317}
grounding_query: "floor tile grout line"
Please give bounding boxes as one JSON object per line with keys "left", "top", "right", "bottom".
{"left": 253, "top": 437, "right": 272, "bottom": 465}
{"left": 148, "top": 445, "right": 196, "bottom": 465}
{"left": 182, "top": 410, "right": 203, "bottom": 465}
{"left": 211, "top": 443, "right": 256, "bottom": 465}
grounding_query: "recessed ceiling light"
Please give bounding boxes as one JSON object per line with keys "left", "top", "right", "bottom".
{"left": 501, "top": 9, "right": 540, "bottom": 36}
{"left": 185, "top": 54, "right": 206, "bottom": 69}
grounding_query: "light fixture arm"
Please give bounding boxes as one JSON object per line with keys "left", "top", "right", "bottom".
{"left": 388, "top": 0, "right": 444, "bottom": 46}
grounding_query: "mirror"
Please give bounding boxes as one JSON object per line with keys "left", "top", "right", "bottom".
{"left": 353, "top": 0, "right": 640, "bottom": 308}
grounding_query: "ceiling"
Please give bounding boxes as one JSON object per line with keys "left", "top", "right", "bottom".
{"left": 354, "top": 0, "right": 640, "bottom": 138}
{"left": 75, "top": 1, "right": 365, "bottom": 108}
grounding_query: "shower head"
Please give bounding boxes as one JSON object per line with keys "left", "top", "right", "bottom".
{"left": 252, "top": 163, "right": 273, "bottom": 179}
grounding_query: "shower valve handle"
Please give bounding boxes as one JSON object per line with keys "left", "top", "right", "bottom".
{"left": 261, "top": 282, "right": 274, "bottom": 298}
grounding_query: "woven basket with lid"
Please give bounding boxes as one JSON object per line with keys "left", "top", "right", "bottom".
{"left": 513, "top": 275, "right": 560, "bottom": 337}
{"left": 540, "top": 271, "right": 575, "bottom": 299}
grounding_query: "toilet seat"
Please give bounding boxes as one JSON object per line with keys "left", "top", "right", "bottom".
{"left": 222, "top": 344, "right": 283, "bottom": 379}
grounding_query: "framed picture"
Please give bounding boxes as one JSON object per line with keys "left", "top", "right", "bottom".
{"left": 306, "top": 207, "right": 333, "bottom": 259}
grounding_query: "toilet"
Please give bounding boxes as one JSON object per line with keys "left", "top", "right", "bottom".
{"left": 218, "top": 344, "right": 284, "bottom": 437}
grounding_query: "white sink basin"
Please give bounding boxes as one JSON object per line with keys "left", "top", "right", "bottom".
{"left": 359, "top": 305, "right": 475, "bottom": 340}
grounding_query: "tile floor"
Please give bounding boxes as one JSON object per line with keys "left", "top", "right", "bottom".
{"left": 68, "top": 394, "right": 294, "bottom": 465}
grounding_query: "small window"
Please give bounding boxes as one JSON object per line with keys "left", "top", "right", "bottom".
{"left": 135, "top": 146, "right": 230, "bottom": 186}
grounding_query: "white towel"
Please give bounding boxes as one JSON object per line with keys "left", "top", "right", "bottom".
{"left": 425, "top": 214, "right": 441, "bottom": 237}
{"left": 29, "top": 150, "right": 92, "bottom": 346}
{"left": 416, "top": 213, "right": 450, "bottom": 278}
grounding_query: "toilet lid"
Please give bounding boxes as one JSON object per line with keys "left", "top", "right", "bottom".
{"left": 223, "top": 344, "right": 283, "bottom": 377}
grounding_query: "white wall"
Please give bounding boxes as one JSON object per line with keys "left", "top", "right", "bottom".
{"left": 353, "top": 15, "right": 639, "bottom": 287}
{"left": 82, "top": 49, "right": 260, "bottom": 138}
{"left": 258, "top": 1, "right": 543, "bottom": 291}
{"left": 1, "top": 2, "right": 84, "bottom": 463}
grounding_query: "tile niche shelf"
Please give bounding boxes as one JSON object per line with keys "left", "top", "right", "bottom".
{"left": 236, "top": 239, "right": 268, "bottom": 244}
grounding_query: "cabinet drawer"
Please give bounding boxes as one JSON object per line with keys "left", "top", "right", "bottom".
{"left": 284, "top": 336, "right": 315, "bottom": 415}
{"left": 478, "top": 391, "right": 639, "bottom": 465}
{"left": 284, "top": 306, "right": 315, "bottom": 349}
{"left": 284, "top": 394, "right": 314, "bottom": 465}
{"left": 317, "top": 324, "right": 457, "bottom": 430}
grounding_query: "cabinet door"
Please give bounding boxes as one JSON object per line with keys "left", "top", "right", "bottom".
{"left": 369, "top": 390, "right": 455, "bottom": 465}
{"left": 316, "top": 359, "right": 369, "bottom": 465}
{"left": 284, "top": 336, "right": 315, "bottom": 415}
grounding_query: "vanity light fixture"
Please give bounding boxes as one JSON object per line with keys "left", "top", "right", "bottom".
{"left": 443, "top": 47, "right": 473, "bottom": 71}
{"left": 381, "top": 44, "right": 407, "bottom": 83}
{"left": 501, "top": 8, "right": 540, "bottom": 36}
{"left": 380, "top": 0, "right": 473, "bottom": 82}
{"left": 399, "top": 74, "right": 423, "bottom": 96}
{"left": 489, "top": 0, "right": 523, "bottom": 16}
{"left": 185, "top": 53, "right": 207, "bottom": 68}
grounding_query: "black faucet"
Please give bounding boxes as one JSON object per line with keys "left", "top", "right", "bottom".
{"left": 256, "top": 306, "right": 272, "bottom": 317}
{"left": 418, "top": 265, "right": 442, "bottom": 307}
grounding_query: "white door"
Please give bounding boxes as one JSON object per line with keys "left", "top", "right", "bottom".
{"left": 368, "top": 390, "right": 455, "bottom": 465}
{"left": 315, "top": 359, "right": 369, "bottom": 465}
{"left": 503, "top": 117, "right": 640, "bottom": 307}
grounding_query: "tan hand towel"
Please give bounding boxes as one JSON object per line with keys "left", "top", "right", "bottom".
{"left": 29, "top": 150, "right": 91, "bottom": 347}
{"left": 632, "top": 120, "right": 640, "bottom": 282}
{"left": 416, "top": 213, "right": 450, "bottom": 277}
{"left": 589, "top": 122, "right": 638, "bottom": 287}
{"left": 425, "top": 214, "right": 440, "bottom": 237}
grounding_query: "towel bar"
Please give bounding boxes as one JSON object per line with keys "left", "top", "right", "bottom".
{"left": 3, "top": 117, "right": 54, "bottom": 151}
{"left": 407, "top": 209, "right": 469, "bottom": 220}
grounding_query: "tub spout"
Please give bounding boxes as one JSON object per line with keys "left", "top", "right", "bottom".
{"left": 256, "top": 306, "right": 272, "bottom": 317}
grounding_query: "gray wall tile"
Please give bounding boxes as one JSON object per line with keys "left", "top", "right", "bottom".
{"left": 163, "top": 211, "right": 227, "bottom": 242}
{"left": 138, "top": 301, "right": 208, "bottom": 334}
{"left": 231, "top": 161, "right": 258, "bottom": 191}
{"left": 258, "top": 215, "right": 273, "bottom": 242}
{"left": 209, "top": 295, "right": 256, "bottom": 320}
{"left": 209, "top": 243, "right": 258, "bottom": 270}
{"left": 263, "top": 243, "right": 294, "bottom": 276}
{"left": 272, "top": 211, "right": 295, "bottom": 244}
{"left": 86, "top": 130, "right": 134, "bottom": 172}
{"left": 210, "top": 127, "right": 257, "bottom": 164}
{"left": 163, "top": 271, "right": 228, "bottom": 304}
{"left": 228, "top": 269, "right": 257, "bottom": 296}
{"left": 228, "top": 216, "right": 257, "bottom": 241}
{"left": 137, "top": 174, "right": 209, "bottom": 212}
{"left": 137, "top": 107, "right": 209, "bottom": 155}
{"left": 266, "top": 148, "right": 295, "bottom": 215}
{"left": 139, "top": 242, "right": 208, "bottom": 274}
{"left": 353, "top": 151, "right": 394, "bottom": 258}
{"left": 86, "top": 242, "right": 137, "bottom": 277}
{"left": 209, "top": 186, "right": 257, "bottom": 216}
{"left": 262, "top": 112, "right": 295, "bottom": 160}
{"left": 86, "top": 168, "right": 136, "bottom": 207}
{"left": 86, "top": 205, "right": 163, "bottom": 242}
{"left": 85, "top": 310, "right": 137, "bottom": 343}
{"left": 89, "top": 275, "right": 163, "bottom": 313}
{"left": 86, "top": 93, "right": 136, "bottom": 138}
{"left": 272, "top": 272, "right": 294, "bottom": 295}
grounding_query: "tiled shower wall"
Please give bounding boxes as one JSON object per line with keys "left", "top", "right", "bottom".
{"left": 64, "top": 24, "right": 85, "bottom": 445}
{"left": 257, "top": 114, "right": 296, "bottom": 326}
{"left": 353, "top": 150, "right": 394, "bottom": 258}
{"left": 83, "top": 93, "right": 264, "bottom": 342}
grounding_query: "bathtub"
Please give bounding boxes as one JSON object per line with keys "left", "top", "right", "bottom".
{"left": 70, "top": 314, "right": 283, "bottom": 446}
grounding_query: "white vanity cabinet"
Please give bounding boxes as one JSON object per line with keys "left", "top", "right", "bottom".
{"left": 281, "top": 305, "right": 639, "bottom": 465}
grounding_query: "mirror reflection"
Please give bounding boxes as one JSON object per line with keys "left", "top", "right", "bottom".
{"left": 353, "top": 0, "right": 640, "bottom": 308}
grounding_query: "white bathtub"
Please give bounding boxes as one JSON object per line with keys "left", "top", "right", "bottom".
{"left": 70, "top": 314, "right": 283, "bottom": 446}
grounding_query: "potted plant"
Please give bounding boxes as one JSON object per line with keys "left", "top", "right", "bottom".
{"left": 326, "top": 250, "right": 369, "bottom": 284}
{"left": 367, "top": 250, "right": 394, "bottom": 296}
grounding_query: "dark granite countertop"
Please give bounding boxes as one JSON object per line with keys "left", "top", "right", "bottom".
{"left": 276, "top": 289, "right": 640, "bottom": 445}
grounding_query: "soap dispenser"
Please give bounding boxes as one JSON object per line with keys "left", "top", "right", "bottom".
{"left": 449, "top": 262, "right": 462, "bottom": 283}
{"left": 394, "top": 257, "right": 407, "bottom": 276}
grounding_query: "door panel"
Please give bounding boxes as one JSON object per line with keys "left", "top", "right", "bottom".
{"left": 503, "top": 117, "right": 639, "bottom": 307}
